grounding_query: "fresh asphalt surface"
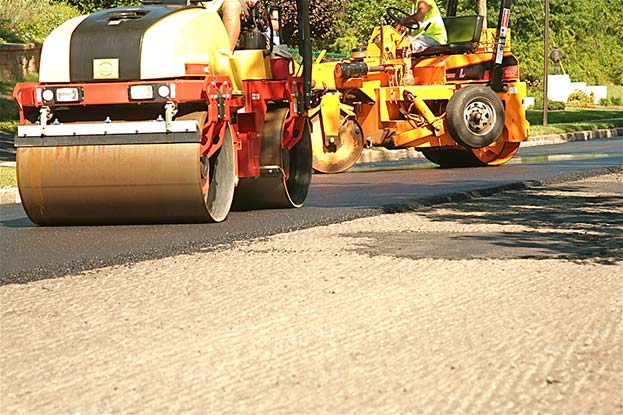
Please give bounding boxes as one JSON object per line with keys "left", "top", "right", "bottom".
{"left": 1, "top": 138, "right": 621, "bottom": 284}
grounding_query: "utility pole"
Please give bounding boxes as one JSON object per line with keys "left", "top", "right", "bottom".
{"left": 543, "top": 0, "right": 549, "bottom": 126}
{"left": 478, "top": 0, "right": 487, "bottom": 28}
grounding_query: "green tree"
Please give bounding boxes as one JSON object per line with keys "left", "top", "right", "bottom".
{"left": 269, "top": 0, "right": 346, "bottom": 49}
{"left": 321, "top": 0, "right": 427, "bottom": 53}
{"left": 487, "top": 0, "right": 623, "bottom": 85}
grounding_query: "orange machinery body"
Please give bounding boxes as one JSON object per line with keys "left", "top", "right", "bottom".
{"left": 335, "top": 51, "right": 529, "bottom": 149}
{"left": 310, "top": 15, "right": 531, "bottom": 172}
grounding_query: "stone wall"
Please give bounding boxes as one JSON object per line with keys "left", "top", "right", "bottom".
{"left": 0, "top": 43, "right": 41, "bottom": 81}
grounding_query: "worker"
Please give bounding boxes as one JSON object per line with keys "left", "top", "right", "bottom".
{"left": 402, "top": 0, "right": 447, "bottom": 53}
{"left": 222, "top": 0, "right": 259, "bottom": 50}
{"left": 266, "top": 7, "right": 281, "bottom": 45}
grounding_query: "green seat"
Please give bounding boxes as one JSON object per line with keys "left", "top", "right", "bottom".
{"left": 413, "top": 15, "right": 484, "bottom": 57}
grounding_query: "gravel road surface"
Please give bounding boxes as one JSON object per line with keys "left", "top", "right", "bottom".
{"left": 1, "top": 172, "right": 622, "bottom": 414}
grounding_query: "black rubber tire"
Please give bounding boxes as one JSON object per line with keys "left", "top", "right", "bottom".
{"left": 446, "top": 86, "right": 505, "bottom": 149}
{"left": 421, "top": 147, "right": 484, "bottom": 168}
{"left": 285, "top": 119, "right": 312, "bottom": 206}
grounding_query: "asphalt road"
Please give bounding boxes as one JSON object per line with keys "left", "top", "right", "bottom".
{"left": 2, "top": 170, "right": 621, "bottom": 414}
{"left": 1, "top": 138, "right": 621, "bottom": 284}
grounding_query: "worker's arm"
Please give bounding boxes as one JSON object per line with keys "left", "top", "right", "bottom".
{"left": 222, "top": 0, "right": 242, "bottom": 50}
{"left": 403, "top": 0, "right": 431, "bottom": 25}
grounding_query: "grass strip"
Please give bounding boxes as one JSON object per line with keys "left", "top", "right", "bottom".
{"left": 527, "top": 107, "right": 623, "bottom": 136}
{"left": 0, "top": 166, "right": 17, "bottom": 188}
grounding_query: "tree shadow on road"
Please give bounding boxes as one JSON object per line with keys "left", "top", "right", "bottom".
{"left": 355, "top": 177, "right": 622, "bottom": 264}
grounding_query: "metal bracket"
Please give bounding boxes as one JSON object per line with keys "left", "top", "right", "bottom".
{"left": 164, "top": 101, "right": 178, "bottom": 132}
{"left": 403, "top": 90, "right": 444, "bottom": 134}
{"left": 291, "top": 81, "right": 304, "bottom": 116}
{"left": 39, "top": 106, "right": 52, "bottom": 135}
{"left": 39, "top": 106, "right": 51, "bottom": 134}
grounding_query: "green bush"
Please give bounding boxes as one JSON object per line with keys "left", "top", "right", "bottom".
{"left": 607, "top": 85, "right": 623, "bottom": 101}
{"left": 611, "top": 85, "right": 623, "bottom": 96}
{"left": 548, "top": 101, "right": 566, "bottom": 110}
{"left": 0, "top": 0, "right": 80, "bottom": 44}
{"left": 566, "top": 89, "right": 595, "bottom": 108}
{"left": 0, "top": 121, "right": 18, "bottom": 133}
{"left": 0, "top": 99, "right": 18, "bottom": 122}
{"left": 528, "top": 82, "right": 543, "bottom": 108}
{"left": 598, "top": 96, "right": 621, "bottom": 106}
{"left": 53, "top": 0, "right": 139, "bottom": 14}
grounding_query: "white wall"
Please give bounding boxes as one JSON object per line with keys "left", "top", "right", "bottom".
{"left": 548, "top": 74, "right": 607, "bottom": 103}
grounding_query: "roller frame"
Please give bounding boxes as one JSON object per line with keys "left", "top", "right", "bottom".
{"left": 13, "top": 70, "right": 310, "bottom": 225}
{"left": 234, "top": 78, "right": 307, "bottom": 179}
{"left": 14, "top": 76, "right": 235, "bottom": 156}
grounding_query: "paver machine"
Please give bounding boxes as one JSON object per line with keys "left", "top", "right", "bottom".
{"left": 13, "top": 0, "right": 313, "bottom": 225}
{"left": 310, "top": 0, "right": 530, "bottom": 173}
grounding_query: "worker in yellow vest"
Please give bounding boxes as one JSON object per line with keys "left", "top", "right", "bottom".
{"left": 403, "top": 0, "right": 448, "bottom": 52}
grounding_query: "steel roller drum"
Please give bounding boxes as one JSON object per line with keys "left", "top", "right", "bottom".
{"left": 233, "top": 107, "right": 312, "bottom": 210}
{"left": 311, "top": 115, "right": 364, "bottom": 174}
{"left": 17, "top": 142, "right": 214, "bottom": 225}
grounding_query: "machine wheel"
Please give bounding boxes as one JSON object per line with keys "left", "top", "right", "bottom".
{"left": 233, "top": 107, "right": 312, "bottom": 209}
{"left": 16, "top": 110, "right": 237, "bottom": 225}
{"left": 17, "top": 142, "right": 237, "bottom": 226}
{"left": 421, "top": 147, "right": 482, "bottom": 168}
{"left": 421, "top": 132, "right": 520, "bottom": 168}
{"left": 201, "top": 124, "right": 236, "bottom": 222}
{"left": 446, "top": 86, "right": 505, "bottom": 149}
{"left": 311, "top": 112, "right": 364, "bottom": 174}
{"left": 471, "top": 139, "right": 520, "bottom": 166}
{"left": 283, "top": 118, "right": 312, "bottom": 207}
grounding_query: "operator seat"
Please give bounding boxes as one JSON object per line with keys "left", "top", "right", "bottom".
{"left": 412, "top": 15, "right": 484, "bottom": 57}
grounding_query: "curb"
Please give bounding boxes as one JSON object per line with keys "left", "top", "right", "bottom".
{"left": 517, "top": 126, "right": 623, "bottom": 147}
{"left": 0, "top": 187, "right": 19, "bottom": 205}
{"left": 0, "top": 127, "right": 621, "bottom": 205}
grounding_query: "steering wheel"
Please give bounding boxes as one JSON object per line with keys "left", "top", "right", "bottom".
{"left": 386, "top": 7, "right": 420, "bottom": 31}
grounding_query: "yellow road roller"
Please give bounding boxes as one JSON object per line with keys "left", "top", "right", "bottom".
{"left": 310, "top": 0, "right": 530, "bottom": 173}
{"left": 13, "top": 0, "right": 313, "bottom": 225}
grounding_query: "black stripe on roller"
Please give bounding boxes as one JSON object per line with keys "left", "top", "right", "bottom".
{"left": 69, "top": 5, "right": 192, "bottom": 82}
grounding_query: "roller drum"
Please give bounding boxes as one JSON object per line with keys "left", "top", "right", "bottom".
{"left": 17, "top": 143, "right": 214, "bottom": 225}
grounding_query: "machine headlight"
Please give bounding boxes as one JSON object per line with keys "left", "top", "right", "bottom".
{"left": 129, "top": 85, "right": 154, "bottom": 100}
{"left": 56, "top": 88, "right": 81, "bottom": 103}
{"left": 157, "top": 84, "right": 170, "bottom": 98}
{"left": 42, "top": 89, "right": 54, "bottom": 102}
